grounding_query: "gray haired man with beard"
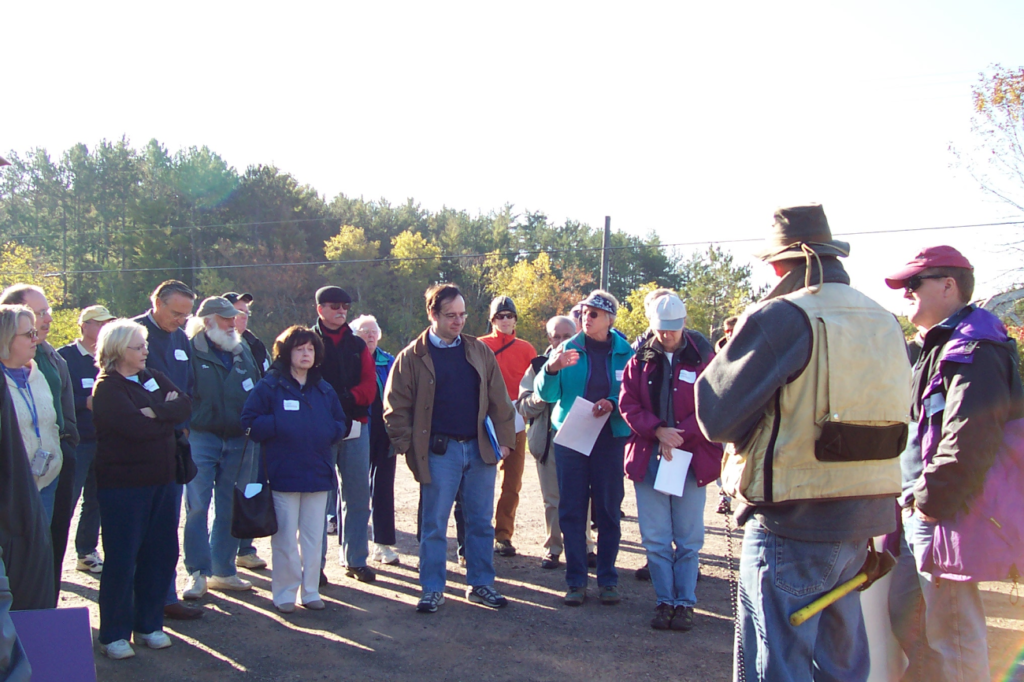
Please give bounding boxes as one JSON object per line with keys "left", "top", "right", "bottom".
{"left": 180, "top": 297, "right": 262, "bottom": 600}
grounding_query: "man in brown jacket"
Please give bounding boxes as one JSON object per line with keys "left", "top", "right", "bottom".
{"left": 384, "top": 284, "right": 517, "bottom": 614}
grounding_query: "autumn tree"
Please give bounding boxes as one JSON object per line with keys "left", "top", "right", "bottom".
{"left": 486, "top": 252, "right": 561, "bottom": 348}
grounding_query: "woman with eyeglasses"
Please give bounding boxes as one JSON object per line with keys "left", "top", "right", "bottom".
{"left": 0, "top": 305, "right": 63, "bottom": 523}
{"left": 534, "top": 290, "right": 635, "bottom": 606}
{"left": 91, "top": 319, "right": 192, "bottom": 660}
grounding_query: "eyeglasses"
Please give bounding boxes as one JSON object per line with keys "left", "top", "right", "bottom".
{"left": 904, "top": 274, "right": 948, "bottom": 293}
{"left": 325, "top": 302, "right": 351, "bottom": 312}
{"left": 17, "top": 329, "right": 38, "bottom": 340}
{"left": 443, "top": 312, "right": 468, "bottom": 321}
{"left": 493, "top": 312, "right": 515, "bottom": 321}
{"left": 127, "top": 344, "right": 149, "bottom": 352}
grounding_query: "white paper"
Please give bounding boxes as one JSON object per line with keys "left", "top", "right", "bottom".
{"left": 654, "top": 449, "right": 693, "bottom": 497}
{"left": 679, "top": 369, "right": 697, "bottom": 384}
{"left": 174, "top": 349, "right": 188, "bottom": 361}
{"left": 344, "top": 420, "right": 361, "bottom": 440}
{"left": 514, "top": 411, "right": 526, "bottom": 433}
{"left": 552, "top": 397, "right": 610, "bottom": 456}
{"left": 244, "top": 483, "right": 263, "bottom": 499}
{"left": 143, "top": 378, "right": 160, "bottom": 392}
{"left": 81, "top": 378, "right": 94, "bottom": 389}
{"left": 283, "top": 399, "right": 300, "bottom": 411}
{"left": 241, "top": 378, "right": 255, "bottom": 392}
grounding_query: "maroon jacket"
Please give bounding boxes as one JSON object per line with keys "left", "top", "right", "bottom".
{"left": 619, "top": 332, "right": 723, "bottom": 486}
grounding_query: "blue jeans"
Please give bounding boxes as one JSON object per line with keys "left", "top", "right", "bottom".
{"left": 98, "top": 483, "right": 179, "bottom": 644}
{"left": 554, "top": 425, "right": 625, "bottom": 589}
{"left": 737, "top": 517, "right": 869, "bottom": 682}
{"left": 237, "top": 443, "right": 260, "bottom": 557}
{"left": 70, "top": 439, "right": 101, "bottom": 557}
{"left": 183, "top": 431, "right": 247, "bottom": 577}
{"left": 321, "top": 425, "right": 371, "bottom": 569}
{"left": 419, "top": 438, "right": 496, "bottom": 592}
{"left": 38, "top": 476, "right": 59, "bottom": 525}
{"left": 634, "top": 461, "right": 705, "bottom": 607}
{"left": 888, "top": 512, "right": 989, "bottom": 682}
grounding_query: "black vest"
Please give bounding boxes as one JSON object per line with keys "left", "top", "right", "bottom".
{"left": 314, "top": 320, "right": 369, "bottom": 420}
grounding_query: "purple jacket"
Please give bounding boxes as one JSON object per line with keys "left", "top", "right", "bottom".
{"left": 619, "top": 332, "right": 724, "bottom": 486}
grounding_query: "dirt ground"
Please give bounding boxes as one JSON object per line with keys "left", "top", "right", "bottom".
{"left": 59, "top": 461, "right": 1024, "bottom": 682}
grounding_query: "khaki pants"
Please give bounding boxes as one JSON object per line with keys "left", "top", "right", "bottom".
{"left": 494, "top": 431, "right": 527, "bottom": 542}
{"left": 535, "top": 446, "right": 596, "bottom": 557}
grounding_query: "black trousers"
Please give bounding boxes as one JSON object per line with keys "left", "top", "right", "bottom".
{"left": 369, "top": 451, "right": 397, "bottom": 546}
{"left": 49, "top": 439, "right": 77, "bottom": 599}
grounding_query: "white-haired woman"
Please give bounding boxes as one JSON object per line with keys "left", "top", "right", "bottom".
{"left": 351, "top": 314, "right": 399, "bottom": 565}
{"left": 92, "top": 319, "right": 192, "bottom": 660}
{"left": 0, "top": 305, "right": 62, "bottom": 522}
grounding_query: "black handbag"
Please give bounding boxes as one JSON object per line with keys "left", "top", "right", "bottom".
{"left": 230, "top": 430, "right": 278, "bottom": 539}
{"left": 175, "top": 431, "right": 198, "bottom": 484}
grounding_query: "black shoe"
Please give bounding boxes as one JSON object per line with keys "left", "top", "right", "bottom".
{"left": 635, "top": 563, "right": 651, "bottom": 581}
{"left": 345, "top": 566, "right": 377, "bottom": 583}
{"left": 494, "top": 540, "right": 516, "bottom": 557}
{"left": 671, "top": 605, "right": 694, "bottom": 631}
{"left": 587, "top": 552, "right": 597, "bottom": 569}
{"left": 540, "top": 553, "right": 561, "bottom": 570}
{"left": 651, "top": 603, "right": 673, "bottom": 630}
{"left": 164, "top": 602, "right": 204, "bottom": 620}
{"left": 417, "top": 591, "right": 444, "bottom": 613}
{"left": 319, "top": 570, "right": 329, "bottom": 587}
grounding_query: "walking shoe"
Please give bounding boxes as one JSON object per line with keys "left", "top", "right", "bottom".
{"left": 717, "top": 497, "right": 732, "bottom": 515}
{"left": 208, "top": 575, "right": 253, "bottom": 592}
{"left": 302, "top": 599, "right": 325, "bottom": 610}
{"left": 276, "top": 602, "right": 296, "bottom": 614}
{"left": 540, "top": 553, "right": 561, "bottom": 570}
{"left": 599, "top": 585, "right": 620, "bottom": 605}
{"left": 133, "top": 630, "right": 172, "bottom": 649}
{"left": 326, "top": 517, "right": 338, "bottom": 535}
{"left": 416, "top": 591, "right": 445, "bottom": 613}
{"left": 164, "top": 602, "right": 204, "bottom": 620}
{"left": 236, "top": 552, "right": 267, "bottom": 570}
{"left": 99, "top": 639, "right": 135, "bottom": 660}
{"left": 371, "top": 544, "right": 400, "bottom": 565}
{"left": 635, "top": 563, "right": 651, "bottom": 581}
{"left": 77, "top": 552, "right": 103, "bottom": 574}
{"left": 182, "top": 572, "right": 207, "bottom": 600}
{"left": 345, "top": 566, "right": 377, "bottom": 583}
{"left": 320, "top": 570, "right": 329, "bottom": 587}
{"left": 671, "top": 605, "right": 695, "bottom": 631}
{"left": 587, "top": 552, "right": 597, "bottom": 569}
{"left": 564, "top": 587, "right": 586, "bottom": 606}
{"left": 494, "top": 539, "right": 516, "bottom": 557}
{"left": 467, "top": 585, "right": 508, "bottom": 609}
{"left": 651, "top": 603, "right": 674, "bottom": 630}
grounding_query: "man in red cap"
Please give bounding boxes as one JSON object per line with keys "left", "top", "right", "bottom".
{"left": 885, "top": 245, "right": 1023, "bottom": 681}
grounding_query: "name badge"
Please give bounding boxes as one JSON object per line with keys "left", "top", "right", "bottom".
{"left": 263, "top": 358, "right": 270, "bottom": 372}
{"left": 174, "top": 349, "right": 188, "bottom": 361}
{"left": 283, "top": 400, "right": 300, "bottom": 411}
{"left": 143, "top": 378, "right": 160, "bottom": 392}
{"left": 679, "top": 369, "right": 697, "bottom": 383}
{"left": 615, "top": 370, "right": 624, "bottom": 382}
{"left": 924, "top": 393, "right": 946, "bottom": 419}
{"left": 242, "top": 378, "right": 255, "bottom": 392}
{"left": 81, "top": 378, "right": 94, "bottom": 389}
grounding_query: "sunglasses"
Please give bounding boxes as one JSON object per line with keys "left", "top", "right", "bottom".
{"left": 904, "top": 274, "right": 947, "bottom": 293}
{"left": 325, "top": 302, "right": 351, "bottom": 311}
{"left": 493, "top": 312, "right": 515, "bottom": 321}
{"left": 586, "top": 310, "right": 601, "bottom": 320}
{"left": 17, "top": 328, "right": 38, "bottom": 340}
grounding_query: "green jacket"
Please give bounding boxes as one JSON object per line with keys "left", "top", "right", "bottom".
{"left": 189, "top": 331, "right": 261, "bottom": 439}
{"left": 534, "top": 331, "right": 635, "bottom": 438}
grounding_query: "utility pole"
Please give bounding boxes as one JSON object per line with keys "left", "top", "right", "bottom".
{"left": 600, "top": 216, "right": 611, "bottom": 290}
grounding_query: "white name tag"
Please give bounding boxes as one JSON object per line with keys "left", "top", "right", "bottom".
{"left": 615, "top": 370, "right": 624, "bottom": 382}
{"left": 242, "top": 378, "right": 254, "bottom": 392}
{"left": 81, "top": 378, "right": 94, "bottom": 389}
{"left": 283, "top": 400, "right": 300, "bottom": 411}
{"left": 143, "top": 378, "right": 160, "bottom": 392}
{"left": 924, "top": 393, "right": 946, "bottom": 419}
{"left": 263, "top": 358, "right": 270, "bottom": 372}
{"left": 679, "top": 369, "right": 697, "bottom": 383}
{"left": 174, "top": 349, "right": 188, "bottom": 361}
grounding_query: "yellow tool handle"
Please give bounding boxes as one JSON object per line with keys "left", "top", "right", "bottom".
{"left": 789, "top": 572, "right": 868, "bottom": 626}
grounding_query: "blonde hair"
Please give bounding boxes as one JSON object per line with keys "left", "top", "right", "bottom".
{"left": 96, "top": 319, "right": 148, "bottom": 373}
{"left": 0, "top": 305, "right": 35, "bottom": 361}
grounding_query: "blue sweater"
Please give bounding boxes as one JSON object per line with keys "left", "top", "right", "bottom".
{"left": 57, "top": 341, "right": 99, "bottom": 441}
{"left": 240, "top": 364, "right": 348, "bottom": 493}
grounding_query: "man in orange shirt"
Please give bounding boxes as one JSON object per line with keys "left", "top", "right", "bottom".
{"left": 481, "top": 297, "right": 536, "bottom": 557}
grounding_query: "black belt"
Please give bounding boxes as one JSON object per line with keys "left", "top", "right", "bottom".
{"left": 441, "top": 434, "right": 476, "bottom": 443}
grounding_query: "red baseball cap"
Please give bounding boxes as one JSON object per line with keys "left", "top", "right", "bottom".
{"left": 885, "top": 246, "right": 973, "bottom": 289}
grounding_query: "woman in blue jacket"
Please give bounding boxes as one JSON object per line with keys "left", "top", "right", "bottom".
{"left": 240, "top": 326, "right": 347, "bottom": 613}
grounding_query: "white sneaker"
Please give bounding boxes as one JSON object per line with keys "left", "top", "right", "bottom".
{"left": 208, "top": 574, "right": 252, "bottom": 592}
{"left": 77, "top": 552, "right": 103, "bottom": 574}
{"left": 372, "top": 544, "right": 400, "bottom": 565}
{"left": 235, "top": 553, "right": 267, "bottom": 570}
{"left": 133, "top": 630, "right": 172, "bottom": 649}
{"left": 100, "top": 639, "right": 135, "bottom": 659}
{"left": 182, "top": 572, "right": 207, "bottom": 600}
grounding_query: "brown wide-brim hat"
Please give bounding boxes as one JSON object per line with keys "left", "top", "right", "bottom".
{"left": 753, "top": 204, "right": 850, "bottom": 263}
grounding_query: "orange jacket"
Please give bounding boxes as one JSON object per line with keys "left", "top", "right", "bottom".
{"left": 480, "top": 330, "right": 536, "bottom": 401}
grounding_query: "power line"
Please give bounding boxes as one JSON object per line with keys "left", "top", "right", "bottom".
{"left": 2, "top": 219, "right": 1021, "bottom": 278}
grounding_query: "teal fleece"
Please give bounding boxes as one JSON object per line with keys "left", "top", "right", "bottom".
{"left": 534, "top": 330, "right": 635, "bottom": 438}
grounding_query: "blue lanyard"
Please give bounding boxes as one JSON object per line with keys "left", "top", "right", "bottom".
{"left": 3, "top": 367, "right": 40, "bottom": 438}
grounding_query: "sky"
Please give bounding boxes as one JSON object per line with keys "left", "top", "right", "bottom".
{"left": 6, "top": 1, "right": 1024, "bottom": 315}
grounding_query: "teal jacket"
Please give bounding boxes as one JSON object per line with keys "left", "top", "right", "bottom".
{"left": 189, "top": 331, "right": 262, "bottom": 439}
{"left": 534, "top": 330, "right": 635, "bottom": 438}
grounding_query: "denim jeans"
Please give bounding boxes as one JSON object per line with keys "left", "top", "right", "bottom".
{"left": 419, "top": 438, "right": 496, "bottom": 592}
{"left": 737, "top": 517, "right": 869, "bottom": 682}
{"left": 554, "top": 425, "right": 625, "bottom": 589}
{"left": 70, "top": 439, "right": 101, "bottom": 557}
{"left": 38, "top": 476, "right": 59, "bottom": 526}
{"left": 237, "top": 443, "right": 260, "bottom": 557}
{"left": 888, "top": 512, "right": 989, "bottom": 682}
{"left": 183, "top": 431, "right": 247, "bottom": 577}
{"left": 634, "top": 460, "right": 705, "bottom": 607}
{"left": 321, "top": 425, "right": 371, "bottom": 569}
